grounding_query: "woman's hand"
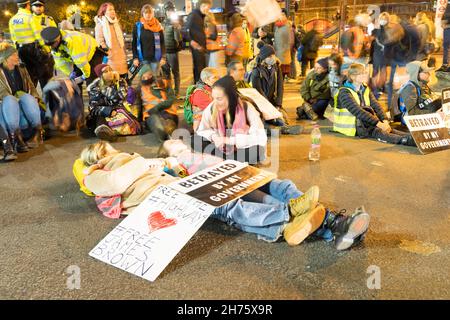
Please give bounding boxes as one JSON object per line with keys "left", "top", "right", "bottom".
{"left": 212, "top": 135, "right": 225, "bottom": 149}
{"left": 133, "top": 58, "right": 140, "bottom": 67}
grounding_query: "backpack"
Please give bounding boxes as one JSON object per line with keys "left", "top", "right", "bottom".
{"left": 106, "top": 108, "right": 142, "bottom": 136}
{"left": 183, "top": 85, "right": 197, "bottom": 125}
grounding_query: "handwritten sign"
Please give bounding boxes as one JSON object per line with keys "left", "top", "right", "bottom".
{"left": 238, "top": 88, "right": 283, "bottom": 120}
{"left": 404, "top": 113, "right": 450, "bottom": 154}
{"left": 169, "top": 160, "right": 277, "bottom": 207}
{"left": 89, "top": 185, "right": 214, "bottom": 282}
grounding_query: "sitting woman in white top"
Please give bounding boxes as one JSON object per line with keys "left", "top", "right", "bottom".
{"left": 191, "top": 75, "right": 267, "bottom": 164}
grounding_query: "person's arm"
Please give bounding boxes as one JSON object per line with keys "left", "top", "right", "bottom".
{"left": 84, "top": 156, "right": 150, "bottom": 196}
{"left": 250, "top": 69, "right": 263, "bottom": 94}
{"left": 234, "top": 104, "right": 267, "bottom": 149}
{"left": 187, "top": 13, "right": 204, "bottom": 46}
{"left": 300, "top": 73, "right": 312, "bottom": 102}
{"left": 196, "top": 104, "right": 218, "bottom": 142}
{"left": 160, "top": 30, "right": 166, "bottom": 60}
{"left": 95, "top": 21, "right": 107, "bottom": 49}
{"left": 275, "top": 65, "right": 284, "bottom": 107}
{"left": 153, "top": 89, "right": 176, "bottom": 112}
{"left": 338, "top": 89, "right": 381, "bottom": 126}
{"left": 401, "top": 84, "right": 419, "bottom": 114}
{"left": 369, "top": 91, "right": 385, "bottom": 121}
{"left": 226, "top": 29, "right": 238, "bottom": 57}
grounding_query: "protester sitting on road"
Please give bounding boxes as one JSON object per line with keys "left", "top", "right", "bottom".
{"left": 393, "top": 60, "right": 441, "bottom": 123}
{"left": 87, "top": 64, "right": 141, "bottom": 142}
{"left": 0, "top": 42, "right": 44, "bottom": 155}
{"left": 328, "top": 53, "right": 344, "bottom": 98}
{"left": 228, "top": 61, "right": 301, "bottom": 135}
{"left": 192, "top": 75, "right": 267, "bottom": 164}
{"left": 135, "top": 66, "right": 178, "bottom": 143}
{"left": 297, "top": 58, "right": 331, "bottom": 121}
{"left": 186, "top": 67, "right": 219, "bottom": 132}
{"left": 1, "top": 124, "right": 17, "bottom": 161}
{"left": 334, "top": 64, "right": 416, "bottom": 146}
{"left": 77, "top": 140, "right": 371, "bottom": 250}
{"left": 250, "top": 41, "right": 289, "bottom": 126}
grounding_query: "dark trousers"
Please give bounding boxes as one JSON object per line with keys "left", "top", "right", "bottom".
{"left": 356, "top": 122, "right": 410, "bottom": 145}
{"left": 312, "top": 99, "right": 330, "bottom": 117}
{"left": 190, "top": 134, "right": 266, "bottom": 165}
{"left": 166, "top": 52, "right": 180, "bottom": 95}
{"left": 443, "top": 28, "right": 450, "bottom": 65}
{"left": 191, "top": 48, "right": 206, "bottom": 83}
{"left": 18, "top": 43, "right": 54, "bottom": 90}
{"left": 301, "top": 58, "right": 315, "bottom": 76}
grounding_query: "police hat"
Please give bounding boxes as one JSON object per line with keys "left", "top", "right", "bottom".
{"left": 15, "top": 0, "right": 31, "bottom": 5}
{"left": 31, "top": 0, "right": 45, "bottom": 6}
{"left": 41, "top": 26, "right": 61, "bottom": 44}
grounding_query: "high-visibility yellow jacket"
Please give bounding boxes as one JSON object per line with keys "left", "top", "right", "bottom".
{"left": 31, "top": 14, "right": 57, "bottom": 49}
{"left": 9, "top": 8, "right": 37, "bottom": 45}
{"left": 333, "top": 85, "right": 371, "bottom": 136}
{"left": 52, "top": 30, "right": 98, "bottom": 78}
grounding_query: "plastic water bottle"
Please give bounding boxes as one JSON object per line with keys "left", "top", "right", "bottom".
{"left": 309, "top": 124, "right": 321, "bottom": 161}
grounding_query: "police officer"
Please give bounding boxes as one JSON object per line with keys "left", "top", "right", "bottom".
{"left": 30, "top": 0, "right": 56, "bottom": 89}
{"left": 40, "top": 26, "right": 106, "bottom": 88}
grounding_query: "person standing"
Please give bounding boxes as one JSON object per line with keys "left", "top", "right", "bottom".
{"left": 186, "top": 0, "right": 212, "bottom": 83}
{"left": 9, "top": 0, "right": 49, "bottom": 88}
{"left": 132, "top": 4, "right": 166, "bottom": 77}
{"left": 205, "top": 12, "right": 224, "bottom": 68}
{"left": 300, "top": 23, "right": 323, "bottom": 77}
{"left": 94, "top": 2, "right": 128, "bottom": 78}
{"left": 30, "top": 0, "right": 56, "bottom": 89}
{"left": 225, "top": 13, "right": 246, "bottom": 65}
{"left": 274, "top": 11, "right": 292, "bottom": 79}
{"left": 40, "top": 26, "right": 105, "bottom": 86}
{"left": 163, "top": 1, "right": 182, "bottom": 96}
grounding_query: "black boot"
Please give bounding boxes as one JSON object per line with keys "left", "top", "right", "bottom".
{"left": 27, "top": 125, "right": 44, "bottom": 149}
{"left": 400, "top": 135, "right": 416, "bottom": 147}
{"left": 11, "top": 131, "right": 29, "bottom": 153}
{"left": 2, "top": 135, "right": 17, "bottom": 161}
{"left": 325, "top": 206, "right": 370, "bottom": 251}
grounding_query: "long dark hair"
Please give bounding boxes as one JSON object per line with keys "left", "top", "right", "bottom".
{"left": 212, "top": 76, "right": 241, "bottom": 126}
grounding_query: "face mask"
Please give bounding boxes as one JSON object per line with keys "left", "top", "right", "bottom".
{"left": 265, "top": 57, "right": 275, "bottom": 66}
{"left": 141, "top": 79, "right": 153, "bottom": 86}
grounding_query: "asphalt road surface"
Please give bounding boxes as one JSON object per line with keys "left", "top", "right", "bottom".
{"left": 0, "top": 51, "right": 449, "bottom": 300}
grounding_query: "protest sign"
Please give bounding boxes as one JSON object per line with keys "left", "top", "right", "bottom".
{"left": 404, "top": 113, "right": 450, "bottom": 154}
{"left": 442, "top": 88, "right": 450, "bottom": 129}
{"left": 242, "top": 0, "right": 282, "bottom": 28}
{"left": 89, "top": 185, "right": 214, "bottom": 282}
{"left": 169, "top": 160, "right": 277, "bottom": 207}
{"left": 238, "top": 88, "right": 283, "bottom": 120}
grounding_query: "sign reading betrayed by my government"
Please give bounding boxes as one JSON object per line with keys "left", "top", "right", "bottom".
{"left": 169, "top": 160, "right": 277, "bottom": 207}
{"left": 404, "top": 113, "right": 450, "bottom": 154}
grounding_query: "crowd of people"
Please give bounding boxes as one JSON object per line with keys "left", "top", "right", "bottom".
{"left": 2, "top": 0, "right": 448, "bottom": 250}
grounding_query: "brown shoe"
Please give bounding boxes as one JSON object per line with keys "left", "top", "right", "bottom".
{"left": 283, "top": 204, "right": 326, "bottom": 246}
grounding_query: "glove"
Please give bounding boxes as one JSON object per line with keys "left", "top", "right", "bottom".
{"left": 69, "top": 71, "right": 77, "bottom": 80}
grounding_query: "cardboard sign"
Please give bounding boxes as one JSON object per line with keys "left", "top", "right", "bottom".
{"left": 169, "top": 160, "right": 277, "bottom": 207}
{"left": 404, "top": 113, "right": 450, "bottom": 154}
{"left": 442, "top": 88, "right": 450, "bottom": 129}
{"left": 242, "top": 0, "right": 282, "bottom": 28}
{"left": 238, "top": 88, "right": 283, "bottom": 120}
{"left": 89, "top": 185, "right": 214, "bottom": 282}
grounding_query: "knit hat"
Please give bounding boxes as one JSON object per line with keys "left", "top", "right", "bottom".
{"left": 94, "top": 64, "right": 110, "bottom": 78}
{"left": 317, "top": 57, "right": 329, "bottom": 70}
{"left": 0, "top": 43, "right": 18, "bottom": 64}
{"left": 257, "top": 41, "right": 275, "bottom": 61}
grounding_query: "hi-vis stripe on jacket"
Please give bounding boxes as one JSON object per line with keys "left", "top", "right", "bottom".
{"left": 333, "top": 86, "right": 370, "bottom": 136}
{"left": 9, "top": 8, "right": 37, "bottom": 45}
{"left": 52, "top": 30, "right": 98, "bottom": 78}
{"left": 32, "top": 14, "right": 57, "bottom": 48}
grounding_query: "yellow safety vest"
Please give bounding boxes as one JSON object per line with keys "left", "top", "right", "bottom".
{"left": 333, "top": 85, "right": 371, "bottom": 137}
{"left": 9, "top": 8, "right": 37, "bottom": 45}
{"left": 52, "top": 30, "right": 97, "bottom": 78}
{"left": 31, "top": 14, "right": 57, "bottom": 49}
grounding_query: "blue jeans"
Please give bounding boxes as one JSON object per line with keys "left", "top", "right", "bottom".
{"left": 211, "top": 179, "right": 302, "bottom": 242}
{"left": 0, "top": 94, "right": 41, "bottom": 134}
{"left": 444, "top": 28, "right": 450, "bottom": 65}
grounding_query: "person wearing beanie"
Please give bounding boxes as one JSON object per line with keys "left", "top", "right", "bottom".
{"left": 297, "top": 57, "right": 331, "bottom": 121}
{"left": 86, "top": 63, "right": 138, "bottom": 142}
{"left": 0, "top": 42, "right": 44, "bottom": 157}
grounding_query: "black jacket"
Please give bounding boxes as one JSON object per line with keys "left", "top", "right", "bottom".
{"left": 250, "top": 60, "right": 284, "bottom": 107}
{"left": 186, "top": 9, "right": 206, "bottom": 48}
{"left": 164, "top": 22, "right": 182, "bottom": 54}
{"left": 132, "top": 24, "right": 166, "bottom": 62}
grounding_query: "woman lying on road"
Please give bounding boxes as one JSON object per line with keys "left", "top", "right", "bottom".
{"left": 74, "top": 141, "right": 371, "bottom": 251}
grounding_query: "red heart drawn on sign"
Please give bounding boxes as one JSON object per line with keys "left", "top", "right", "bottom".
{"left": 148, "top": 211, "right": 177, "bottom": 233}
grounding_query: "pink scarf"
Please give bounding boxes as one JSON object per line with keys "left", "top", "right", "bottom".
{"left": 216, "top": 101, "right": 249, "bottom": 153}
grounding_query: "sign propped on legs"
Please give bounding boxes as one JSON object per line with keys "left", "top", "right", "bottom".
{"left": 89, "top": 185, "right": 214, "bottom": 282}
{"left": 404, "top": 113, "right": 450, "bottom": 154}
{"left": 238, "top": 88, "right": 283, "bottom": 120}
{"left": 169, "top": 160, "right": 277, "bottom": 207}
